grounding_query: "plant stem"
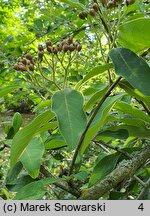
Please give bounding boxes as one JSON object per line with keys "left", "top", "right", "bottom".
{"left": 63, "top": 52, "right": 72, "bottom": 89}
{"left": 68, "top": 76, "right": 122, "bottom": 176}
{"left": 135, "top": 98, "right": 150, "bottom": 115}
{"left": 38, "top": 64, "right": 61, "bottom": 90}
{"left": 40, "top": 165, "right": 81, "bottom": 198}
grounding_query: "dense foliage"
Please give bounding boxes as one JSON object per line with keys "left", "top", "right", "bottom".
{"left": 0, "top": 0, "right": 150, "bottom": 200}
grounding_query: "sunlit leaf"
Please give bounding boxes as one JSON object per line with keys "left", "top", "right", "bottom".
{"left": 118, "top": 18, "right": 150, "bottom": 53}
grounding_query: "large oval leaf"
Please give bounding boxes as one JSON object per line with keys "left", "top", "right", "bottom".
{"left": 20, "top": 137, "right": 45, "bottom": 179}
{"left": 52, "top": 89, "right": 87, "bottom": 151}
{"left": 109, "top": 48, "right": 150, "bottom": 96}
{"left": 118, "top": 18, "right": 150, "bottom": 53}
{"left": 10, "top": 110, "right": 55, "bottom": 171}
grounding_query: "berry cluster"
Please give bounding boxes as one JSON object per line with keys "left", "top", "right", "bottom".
{"left": 37, "top": 38, "right": 82, "bottom": 61}
{"left": 79, "top": 2, "right": 99, "bottom": 19}
{"left": 13, "top": 37, "right": 82, "bottom": 72}
{"left": 13, "top": 53, "right": 34, "bottom": 72}
{"left": 46, "top": 38, "right": 82, "bottom": 54}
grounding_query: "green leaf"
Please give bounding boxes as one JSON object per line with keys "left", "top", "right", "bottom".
{"left": 100, "top": 125, "right": 150, "bottom": 138}
{"left": 97, "top": 129, "right": 129, "bottom": 139}
{"left": 79, "top": 94, "right": 124, "bottom": 156}
{"left": 89, "top": 153, "right": 120, "bottom": 187}
{"left": 36, "top": 121, "right": 58, "bottom": 134}
{"left": 84, "top": 87, "right": 108, "bottom": 112}
{"left": 12, "top": 112, "right": 23, "bottom": 134}
{"left": 109, "top": 48, "right": 150, "bottom": 96}
{"left": 33, "top": 99, "right": 51, "bottom": 112}
{"left": 74, "top": 171, "right": 88, "bottom": 182}
{"left": 52, "top": 89, "right": 87, "bottom": 151}
{"left": 114, "top": 101, "right": 150, "bottom": 123}
{"left": 7, "top": 175, "right": 35, "bottom": 192}
{"left": 10, "top": 110, "right": 55, "bottom": 170}
{"left": 13, "top": 178, "right": 62, "bottom": 200}
{"left": 75, "top": 64, "right": 112, "bottom": 89}
{"left": 0, "top": 86, "right": 19, "bottom": 98}
{"left": 13, "top": 181, "right": 46, "bottom": 200}
{"left": 118, "top": 18, "right": 150, "bottom": 53}
{"left": 45, "top": 135, "right": 67, "bottom": 150}
{"left": 20, "top": 137, "right": 45, "bottom": 179}
{"left": 119, "top": 80, "right": 150, "bottom": 109}
{"left": 6, "top": 162, "right": 23, "bottom": 184}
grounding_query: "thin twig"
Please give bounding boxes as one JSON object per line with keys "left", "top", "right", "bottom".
{"left": 40, "top": 165, "right": 81, "bottom": 198}
{"left": 135, "top": 98, "right": 150, "bottom": 115}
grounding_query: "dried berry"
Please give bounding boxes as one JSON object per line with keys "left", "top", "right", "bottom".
{"left": 30, "top": 59, "right": 35, "bottom": 65}
{"left": 25, "top": 53, "right": 33, "bottom": 60}
{"left": 17, "top": 57, "right": 22, "bottom": 62}
{"left": 62, "top": 44, "right": 69, "bottom": 52}
{"left": 38, "top": 44, "right": 44, "bottom": 51}
{"left": 26, "top": 59, "right": 31, "bottom": 65}
{"left": 57, "top": 44, "right": 62, "bottom": 52}
{"left": 73, "top": 41, "right": 79, "bottom": 49}
{"left": 38, "top": 51, "right": 44, "bottom": 61}
{"left": 77, "top": 44, "right": 82, "bottom": 52}
{"left": 53, "top": 47, "right": 58, "bottom": 55}
{"left": 107, "top": 1, "right": 116, "bottom": 8}
{"left": 89, "top": 8, "right": 96, "bottom": 17}
{"left": 100, "top": 0, "right": 107, "bottom": 7}
{"left": 28, "top": 64, "right": 34, "bottom": 71}
{"left": 92, "top": 3, "right": 99, "bottom": 12}
{"left": 18, "top": 63, "right": 27, "bottom": 71}
{"left": 45, "top": 40, "right": 52, "bottom": 47}
{"left": 79, "top": 11, "right": 88, "bottom": 20}
{"left": 68, "top": 37, "right": 73, "bottom": 45}
{"left": 69, "top": 44, "right": 75, "bottom": 52}
{"left": 21, "top": 58, "right": 27, "bottom": 65}
{"left": 47, "top": 46, "right": 53, "bottom": 53}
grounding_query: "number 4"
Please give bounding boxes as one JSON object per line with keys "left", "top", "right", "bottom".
{"left": 138, "top": 203, "right": 144, "bottom": 211}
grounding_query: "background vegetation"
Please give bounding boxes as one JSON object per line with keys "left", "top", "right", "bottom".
{"left": 0, "top": 0, "right": 150, "bottom": 200}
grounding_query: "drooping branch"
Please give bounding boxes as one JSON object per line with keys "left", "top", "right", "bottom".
{"left": 79, "top": 146, "right": 150, "bottom": 199}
